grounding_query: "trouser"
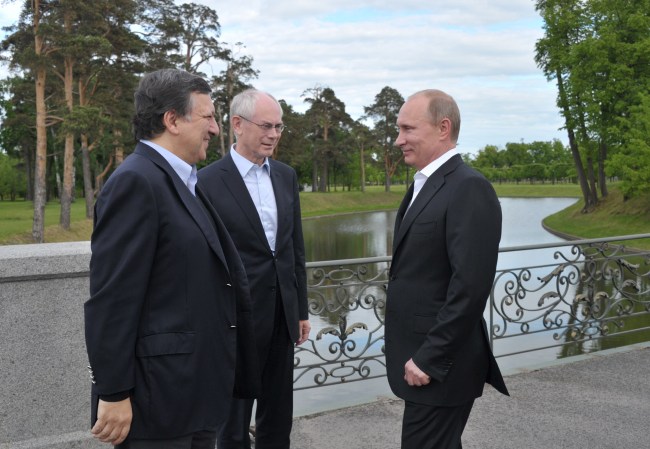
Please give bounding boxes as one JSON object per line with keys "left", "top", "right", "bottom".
{"left": 116, "top": 430, "right": 217, "bottom": 449}
{"left": 218, "top": 288, "right": 294, "bottom": 449}
{"left": 401, "top": 399, "right": 475, "bottom": 449}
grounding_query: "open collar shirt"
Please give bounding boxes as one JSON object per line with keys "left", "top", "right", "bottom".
{"left": 230, "top": 145, "right": 278, "bottom": 252}
{"left": 408, "top": 148, "right": 459, "bottom": 209}
{"left": 141, "top": 140, "right": 197, "bottom": 196}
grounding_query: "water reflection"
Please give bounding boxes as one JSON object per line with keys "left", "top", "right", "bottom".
{"left": 303, "top": 211, "right": 396, "bottom": 261}
{"left": 302, "top": 197, "right": 579, "bottom": 262}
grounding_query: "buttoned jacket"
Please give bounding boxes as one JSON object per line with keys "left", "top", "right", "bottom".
{"left": 385, "top": 154, "right": 509, "bottom": 406}
{"left": 85, "top": 143, "right": 258, "bottom": 438}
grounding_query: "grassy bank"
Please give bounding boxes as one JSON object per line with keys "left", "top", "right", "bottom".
{"left": 543, "top": 188, "right": 650, "bottom": 249}
{"left": 1, "top": 183, "right": 647, "bottom": 246}
{"left": 0, "top": 200, "right": 91, "bottom": 244}
{"left": 492, "top": 182, "right": 582, "bottom": 198}
{"left": 301, "top": 187, "right": 405, "bottom": 217}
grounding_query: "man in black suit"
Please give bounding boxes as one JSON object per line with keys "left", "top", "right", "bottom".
{"left": 84, "top": 69, "right": 258, "bottom": 448}
{"left": 198, "top": 88, "right": 310, "bottom": 449}
{"left": 385, "top": 89, "right": 509, "bottom": 449}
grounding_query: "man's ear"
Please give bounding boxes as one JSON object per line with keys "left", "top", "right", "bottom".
{"left": 439, "top": 117, "right": 452, "bottom": 140}
{"left": 162, "top": 109, "right": 182, "bottom": 135}
{"left": 231, "top": 116, "right": 243, "bottom": 137}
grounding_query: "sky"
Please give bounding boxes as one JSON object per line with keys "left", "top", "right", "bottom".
{"left": 0, "top": 0, "right": 567, "bottom": 156}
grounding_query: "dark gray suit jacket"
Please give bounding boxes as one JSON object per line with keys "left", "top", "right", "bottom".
{"left": 85, "top": 143, "right": 258, "bottom": 439}
{"left": 385, "top": 154, "right": 509, "bottom": 406}
{"left": 198, "top": 151, "right": 307, "bottom": 357}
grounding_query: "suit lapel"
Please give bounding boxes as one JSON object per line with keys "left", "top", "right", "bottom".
{"left": 135, "top": 143, "right": 229, "bottom": 271}
{"left": 393, "top": 184, "right": 413, "bottom": 252}
{"left": 220, "top": 153, "right": 273, "bottom": 251}
{"left": 393, "top": 155, "right": 462, "bottom": 253}
{"left": 269, "top": 160, "right": 286, "bottom": 240}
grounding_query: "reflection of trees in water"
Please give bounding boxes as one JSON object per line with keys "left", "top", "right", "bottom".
{"left": 302, "top": 211, "right": 396, "bottom": 262}
{"left": 304, "top": 230, "right": 372, "bottom": 262}
{"left": 491, "top": 241, "right": 650, "bottom": 359}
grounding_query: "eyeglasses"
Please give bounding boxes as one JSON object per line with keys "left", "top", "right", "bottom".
{"left": 238, "top": 115, "right": 286, "bottom": 133}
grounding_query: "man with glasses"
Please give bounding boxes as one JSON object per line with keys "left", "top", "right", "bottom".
{"left": 198, "top": 89, "right": 310, "bottom": 449}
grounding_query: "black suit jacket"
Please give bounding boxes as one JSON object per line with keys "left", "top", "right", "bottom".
{"left": 198, "top": 151, "right": 308, "bottom": 354}
{"left": 85, "top": 143, "right": 258, "bottom": 439}
{"left": 385, "top": 154, "right": 509, "bottom": 407}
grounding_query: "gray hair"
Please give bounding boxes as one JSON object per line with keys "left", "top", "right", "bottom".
{"left": 230, "top": 88, "right": 283, "bottom": 120}
{"left": 133, "top": 69, "right": 212, "bottom": 140}
{"left": 410, "top": 89, "right": 461, "bottom": 143}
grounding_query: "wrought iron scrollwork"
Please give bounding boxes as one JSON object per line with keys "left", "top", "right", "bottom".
{"left": 294, "top": 261, "right": 389, "bottom": 390}
{"left": 491, "top": 238, "right": 650, "bottom": 357}
{"left": 296, "top": 235, "right": 650, "bottom": 389}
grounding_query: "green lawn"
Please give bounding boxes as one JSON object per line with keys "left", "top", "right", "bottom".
{"left": 492, "top": 182, "right": 582, "bottom": 198}
{"left": 543, "top": 188, "right": 650, "bottom": 249}
{"left": 1, "top": 183, "right": 648, "bottom": 247}
{"left": 0, "top": 200, "right": 92, "bottom": 244}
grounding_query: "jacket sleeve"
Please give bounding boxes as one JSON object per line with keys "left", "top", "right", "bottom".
{"left": 85, "top": 168, "right": 158, "bottom": 396}
{"left": 290, "top": 169, "right": 309, "bottom": 320}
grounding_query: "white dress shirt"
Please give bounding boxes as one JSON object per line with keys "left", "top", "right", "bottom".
{"left": 230, "top": 145, "right": 278, "bottom": 252}
{"left": 408, "top": 148, "right": 459, "bottom": 209}
{"left": 141, "top": 140, "right": 197, "bottom": 195}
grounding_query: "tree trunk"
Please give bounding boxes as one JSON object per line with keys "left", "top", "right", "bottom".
{"left": 556, "top": 69, "right": 594, "bottom": 211}
{"left": 383, "top": 144, "right": 391, "bottom": 192}
{"left": 59, "top": 12, "right": 75, "bottom": 230}
{"left": 311, "top": 145, "right": 318, "bottom": 192}
{"left": 216, "top": 102, "right": 226, "bottom": 156}
{"left": 32, "top": 1, "right": 47, "bottom": 243}
{"left": 319, "top": 160, "right": 328, "bottom": 192}
{"left": 60, "top": 133, "right": 74, "bottom": 229}
{"left": 598, "top": 141, "right": 608, "bottom": 198}
{"left": 227, "top": 65, "right": 235, "bottom": 149}
{"left": 23, "top": 146, "right": 34, "bottom": 201}
{"left": 95, "top": 156, "right": 114, "bottom": 195}
{"left": 33, "top": 67, "right": 47, "bottom": 243}
{"left": 81, "top": 135, "right": 94, "bottom": 219}
{"left": 586, "top": 155, "right": 598, "bottom": 204}
{"left": 567, "top": 129, "right": 594, "bottom": 211}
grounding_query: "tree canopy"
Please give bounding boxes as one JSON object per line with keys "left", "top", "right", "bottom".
{"left": 1, "top": 0, "right": 648, "bottom": 242}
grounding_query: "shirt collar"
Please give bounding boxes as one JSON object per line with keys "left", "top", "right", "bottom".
{"left": 415, "top": 148, "right": 459, "bottom": 180}
{"left": 230, "top": 144, "right": 271, "bottom": 177}
{"left": 141, "top": 139, "right": 195, "bottom": 189}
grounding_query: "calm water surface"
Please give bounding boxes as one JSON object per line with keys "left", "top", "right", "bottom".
{"left": 303, "top": 197, "right": 578, "bottom": 262}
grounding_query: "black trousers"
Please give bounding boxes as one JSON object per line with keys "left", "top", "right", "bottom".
{"left": 116, "top": 430, "right": 217, "bottom": 449}
{"left": 401, "top": 399, "right": 475, "bottom": 449}
{"left": 218, "top": 289, "right": 294, "bottom": 449}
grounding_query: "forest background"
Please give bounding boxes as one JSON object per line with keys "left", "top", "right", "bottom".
{"left": 0, "top": 0, "right": 648, "bottom": 244}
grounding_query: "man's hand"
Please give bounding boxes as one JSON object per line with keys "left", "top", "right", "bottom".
{"left": 296, "top": 320, "right": 311, "bottom": 345}
{"left": 404, "top": 358, "right": 431, "bottom": 387}
{"left": 91, "top": 397, "right": 132, "bottom": 445}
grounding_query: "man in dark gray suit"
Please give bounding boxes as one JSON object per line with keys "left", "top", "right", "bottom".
{"left": 198, "top": 89, "right": 310, "bottom": 449}
{"left": 385, "top": 89, "right": 509, "bottom": 449}
{"left": 85, "top": 69, "right": 258, "bottom": 448}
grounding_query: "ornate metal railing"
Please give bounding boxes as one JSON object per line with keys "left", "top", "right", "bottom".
{"left": 293, "top": 234, "right": 650, "bottom": 390}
